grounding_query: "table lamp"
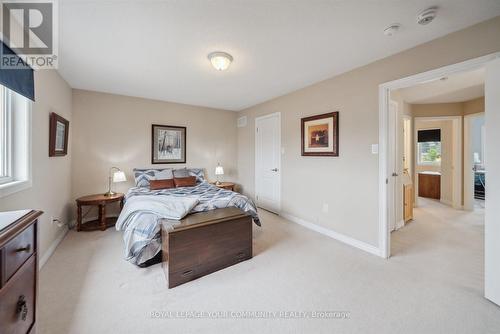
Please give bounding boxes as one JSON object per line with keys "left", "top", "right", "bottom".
{"left": 215, "top": 164, "right": 224, "bottom": 185}
{"left": 105, "top": 167, "right": 127, "bottom": 196}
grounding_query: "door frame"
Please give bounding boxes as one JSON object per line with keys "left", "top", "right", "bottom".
{"left": 254, "top": 112, "right": 282, "bottom": 213}
{"left": 463, "top": 112, "right": 485, "bottom": 211}
{"left": 413, "top": 116, "right": 462, "bottom": 209}
{"left": 387, "top": 100, "right": 399, "bottom": 232}
{"left": 378, "top": 52, "right": 500, "bottom": 259}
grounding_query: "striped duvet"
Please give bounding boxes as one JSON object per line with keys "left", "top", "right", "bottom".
{"left": 116, "top": 182, "right": 260, "bottom": 266}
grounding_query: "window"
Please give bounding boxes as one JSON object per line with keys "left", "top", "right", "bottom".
{"left": 0, "top": 85, "right": 31, "bottom": 196}
{"left": 0, "top": 87, "right": 12, "bottom": 184}
{"left": 417, "top": 128, "right": 441, "bottom": 166}
{"left": 417, "top": 141, "right": 441, "bottom": 165}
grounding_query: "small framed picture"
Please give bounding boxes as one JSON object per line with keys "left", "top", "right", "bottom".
{"left": 49, "top": 112, "right": 69, "bottom": 157}
{"left": 152, "top": 124, "right": 186, "bottom": 164}
{"left": 301, "top": 112, "right": 339, "bottom": 156}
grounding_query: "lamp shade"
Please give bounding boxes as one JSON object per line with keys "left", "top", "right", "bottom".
{"left": 112, "top": 171, "right": 127, "bottom": 183}
{"left": 215, "top": 166, "right": 224, "bottom": 175}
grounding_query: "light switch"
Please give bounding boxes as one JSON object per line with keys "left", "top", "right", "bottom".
{"left": 371, "top": 144, "right": 379, "bottom": 154}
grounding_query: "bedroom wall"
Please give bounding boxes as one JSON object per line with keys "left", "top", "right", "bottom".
{"left": 0, "top": 70, "right": 73, "bottom": 262}
{"left": 71, "top": 90, "right": 238, "bottom": 213}
{"left": 236, "top": 16, "right": 500, "bottom": 248}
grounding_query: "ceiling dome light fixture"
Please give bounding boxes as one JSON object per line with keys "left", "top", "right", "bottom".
{"left": 417, "top": 6, "right": 438, "bottom": 25}
{"left": 208, "top": 51, "right": 233, "bottom": 71}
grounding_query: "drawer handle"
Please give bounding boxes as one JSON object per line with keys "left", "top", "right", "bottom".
{"left": 181, "top": 270, "right": 194, "bottom": 277}
{"left": 16, "top": 244, "right": 31, "bottom": 253}
{"left": 16, "top": 295, "right": 28, "bottom": 321}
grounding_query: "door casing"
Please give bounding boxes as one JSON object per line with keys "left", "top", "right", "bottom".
{"left": 255, "top": 112, "right": 282, "bottom": 213}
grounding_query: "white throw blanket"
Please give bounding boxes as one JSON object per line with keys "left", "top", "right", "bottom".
{"left": 115, "top": 195, "right": 200, "bottom": 265}
{"left": 117, "top": 195, "right": 200, "bottom": 227}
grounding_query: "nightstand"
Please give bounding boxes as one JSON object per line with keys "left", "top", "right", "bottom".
{"left": 210, "top": 182, "right": 236, "bottom": 191}
{"left": 76, "top": 193, "right": 124, "bottom": 231}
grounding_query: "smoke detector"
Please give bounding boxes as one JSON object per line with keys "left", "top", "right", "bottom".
{"left": 417, "top": 7, "right": 438, "bottom": 25}
{"left": 383, "top": 24, "right": 401, "bottom": 36}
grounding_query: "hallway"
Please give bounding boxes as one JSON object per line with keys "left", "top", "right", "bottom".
{"left": 392, "top": 198, "right": 485, "bottom": 295}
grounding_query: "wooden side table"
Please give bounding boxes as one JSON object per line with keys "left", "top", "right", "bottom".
{"left": 76, "top": 193, "right": 124, "bottom": 231}
{"left": 210, "top": 182, "right": 236, "bottom": 191}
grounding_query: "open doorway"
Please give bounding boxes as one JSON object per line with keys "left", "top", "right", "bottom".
{"left": 388, "top": 66, "right": 484, "bottom": 241}
{"left": 378, "top": 53, "right": 500, "bottom": 307}
{"left": 464, "top": 112, "right": 486, "bottom": 211}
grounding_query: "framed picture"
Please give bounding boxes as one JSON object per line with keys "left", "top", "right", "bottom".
{"left": 49, "top": 112, "right": 69, "bottom": 157}
{"left": 301, "top": 112, "right": 339, "bottom": 156}
{"left": 151, "top": 124, "right": 186, "bottom": 164}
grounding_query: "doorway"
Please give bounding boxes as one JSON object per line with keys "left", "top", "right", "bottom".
{"left": 255, "top": 112, "right": 281, "bottom": 213}
{"left": 464, "top": 112, "right": 486, "bottom": 211}
{"left": 378, "top": 53, "right": 500, "bottom": 307}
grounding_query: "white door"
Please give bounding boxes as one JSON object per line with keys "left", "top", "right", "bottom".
{"left": 255, "top": 113, "right": 281, "bottom": 213}
{"left": 485, "top": 58, "right": 500, "bottom": 306}
{"left": 388, "top": 101, "right": 399, "bottom": 231}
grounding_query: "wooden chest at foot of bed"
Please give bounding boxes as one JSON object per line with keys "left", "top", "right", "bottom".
{"left": 161, "top": 207, "right": 253, "bottom": 288}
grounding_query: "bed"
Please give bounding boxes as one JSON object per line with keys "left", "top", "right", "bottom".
{"left": 115, "top": 168, "right": 260, "bottom": 266}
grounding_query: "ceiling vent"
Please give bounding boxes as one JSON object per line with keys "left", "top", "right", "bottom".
{"left": 237, "top": 116, "right": 247, "bottom": 128}
{"left": 417, "top": 7, "right": 438, "bottom": 25}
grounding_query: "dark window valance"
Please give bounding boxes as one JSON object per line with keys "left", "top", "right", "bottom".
{"left": 418, "top": 129, "right": 441, "bottom": 143}
{"left": 0, "top": 41, "right": 35, "bottom": 101}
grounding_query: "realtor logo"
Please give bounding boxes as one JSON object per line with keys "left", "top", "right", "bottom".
{"left": 1, "top": 0, "right": 58, "bottom": 69}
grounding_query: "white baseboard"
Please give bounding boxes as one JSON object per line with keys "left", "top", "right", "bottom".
{"left": 280, "top": 212, "right": 383, "bottom": 257}
{"left": 395, "top": 219, "right": 405, "bottom": 230}
{"left": 440, "top": 199, "right": 452, "bottom": 206}
{"left": 39, "top": 227, "right": 68, "bottom": 270}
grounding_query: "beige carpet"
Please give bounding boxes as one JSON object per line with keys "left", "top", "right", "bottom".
{"left": 39, "top": 199, "right": 500, "bottom": 334}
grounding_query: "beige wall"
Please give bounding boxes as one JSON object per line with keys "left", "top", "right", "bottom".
{"left": 463, "top": 97, "right": 485, "bottom": 115}
{"left": 0, "top": 70, "right": 73, "bottom": 259}
{"left": 71, "top": 90, "right": 238, "bottom": 213}
{"left": 410, "top": 97, "right": 485, "bottom": 117}
{"left": 411, "top": 102, "right": 464, "bottom": 117}
{"left": 236, "top": 17, "right": 500, "bottom": 247}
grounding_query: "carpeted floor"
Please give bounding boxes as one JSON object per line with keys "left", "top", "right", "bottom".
{"left": 39, "top": 198, "right": 500, "bottom": 334}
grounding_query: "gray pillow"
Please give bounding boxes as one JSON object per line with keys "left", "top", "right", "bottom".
{"left": 133, "top": 168, "right": 172, "bottom": 187}
{"left": 188, "top": 168, "right": 205, "bottom": 183}
{"left": 173, "top": 168, "right": 190, "bottom": 178}
{"left": 172, "top": 168, "right": 205, "bottom": 183}
{"left": 154, "top": 169, "right": 173, "bottom": 180}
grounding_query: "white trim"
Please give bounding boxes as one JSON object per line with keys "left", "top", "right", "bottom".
{"left": 440, "top": 199, "right": 453, "bottom": 206}
{"left": 254, "top": 112, "right": 282, "bottom": 213}
{"left": 281, "top": 212, "right": 383, "bottom": 257}
{"left": 387, "top": 100, "right": 399, "bottom": 233}
{"left": 463, "top": 112, "right": 485, "bottom": 211}
{"left": 395, "top": 219, "right": 405, "bottom": 230}
{"left": 0, "top": 97, "right": 32, "bottom": 199}
{"left": 39, "top": 227, "right": 68, "bottom": 269}
{"left": 378, "top": 52, "right": 500, "bottom": 259}
{"left": 0, "top": 179, "right": 32, "bottom": 197}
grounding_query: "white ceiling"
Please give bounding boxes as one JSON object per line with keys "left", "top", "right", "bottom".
{"left": 397, "top": 68, "right": 485, "bottom": 103}
{"left": 58, "top": 0, "right": 500, "bottom": 111}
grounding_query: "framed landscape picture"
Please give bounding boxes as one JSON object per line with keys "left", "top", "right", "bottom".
{"left": 301, "top": 112, "right": 339, "bottom": 156}
{"left": 151, "top": 124, "right": 186, "bottom": 164}
{"left": 49, "top": 112, "right": 69, "bottom": 157}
